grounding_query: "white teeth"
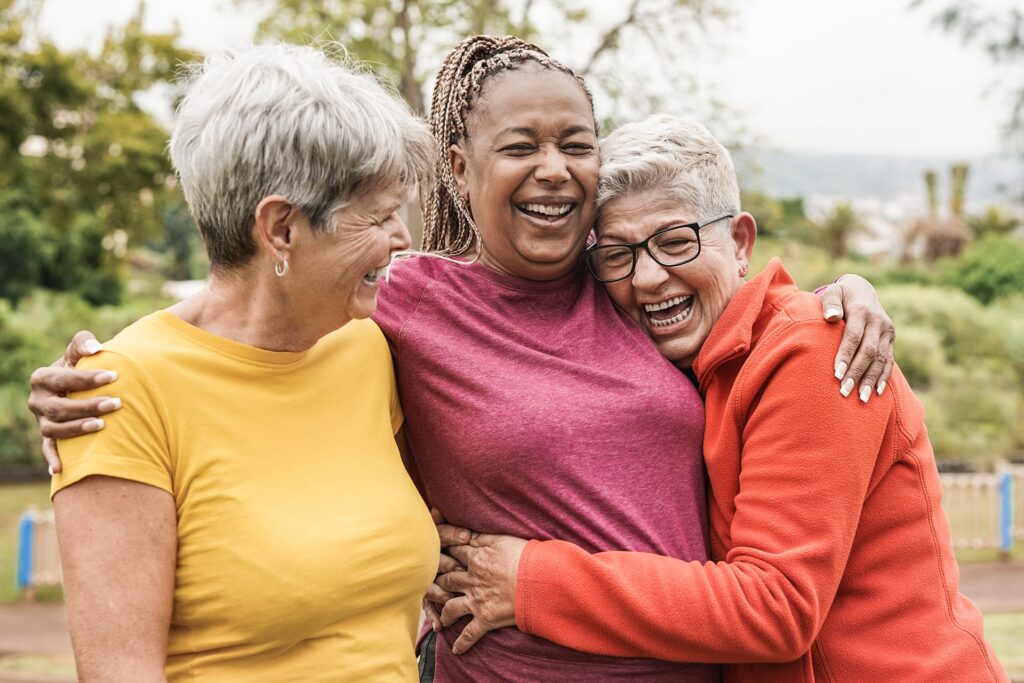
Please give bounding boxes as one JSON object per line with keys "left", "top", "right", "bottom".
{"left": 364, "top": 265, "right": 389, "bottom": 281}
{"left": 519, "top": 203, "right": 573, "bottom": 216}
{"left": 643, "top": 295, "right": 691, "bottom": 313}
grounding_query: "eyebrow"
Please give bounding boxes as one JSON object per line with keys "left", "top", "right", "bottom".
{"left": 495, "top": 125, "right": 595, "bottom": 138}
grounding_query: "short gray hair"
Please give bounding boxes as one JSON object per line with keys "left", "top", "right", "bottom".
{"left": 170, "top": 44, "right": 434, "bottom": 270}
{"left": 596, "top": 114, "right": 740, "bottom": 223}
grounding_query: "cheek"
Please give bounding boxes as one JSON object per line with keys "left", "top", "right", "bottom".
{"left": 605, "top": 283, "right": 638, "bottom": 319}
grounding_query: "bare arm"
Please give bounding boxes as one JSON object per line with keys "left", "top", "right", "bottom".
{"left": 54, "top": 476, "right": 176, "bottom": 682}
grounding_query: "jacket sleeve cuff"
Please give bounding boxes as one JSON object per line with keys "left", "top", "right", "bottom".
{"left": 514, "top": 538, "right": 543, "bottom": 632}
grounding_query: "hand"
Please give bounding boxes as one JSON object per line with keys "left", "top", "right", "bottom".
{"left": 820, "top": 275, "right": 895, "bottom": 403}
{"left": 423, "top": 509, "right": 472, "bottom": 633}
{"left": 436, "top": 533, "right": 528, "bottom": 655}
{"left": 26, "top": 331, "right": 121, "bottom": 474}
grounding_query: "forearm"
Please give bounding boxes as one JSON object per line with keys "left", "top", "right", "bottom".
{"left": 54, "top": 476, "right": 176, "bottom": 681}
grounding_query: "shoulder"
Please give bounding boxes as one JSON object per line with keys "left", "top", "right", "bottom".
{"left": 75, "top": 312, "right": 178, "bottom": 380}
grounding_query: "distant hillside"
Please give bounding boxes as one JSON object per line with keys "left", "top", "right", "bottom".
{"left": 741, "top": 150, "right": 1023, "bottom": 203}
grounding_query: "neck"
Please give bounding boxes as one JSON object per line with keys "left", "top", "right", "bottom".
{"left": 167, "top": 267, "right": 345, "bottom": 352}
{"left": 475, "top": 248, "right": 578, "bottom": 282}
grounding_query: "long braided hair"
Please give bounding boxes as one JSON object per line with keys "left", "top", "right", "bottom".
{"left": 421, "top": 35, "right": 596, "bottom": 255}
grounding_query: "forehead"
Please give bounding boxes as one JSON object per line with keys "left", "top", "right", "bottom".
{"left": 467, "top": 65, "right": 594, "bottom": 138}
{"left": 598, "top": 191, "right": 697, "bottom": 241}
{"left": 346, "top": 178, "right": 406, "bottom": 213}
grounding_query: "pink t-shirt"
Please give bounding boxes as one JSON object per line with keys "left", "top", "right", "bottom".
{"left": 374, "top": 256, "right": 716, "bottom": 682}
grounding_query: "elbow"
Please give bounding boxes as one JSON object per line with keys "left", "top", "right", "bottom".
{"left": 739, "top": 598, "right": 822, "bottom": 662}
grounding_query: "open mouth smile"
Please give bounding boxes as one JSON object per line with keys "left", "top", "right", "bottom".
{"left": 515, "top": 201, "right": 577, "bottom": 223}
{"left": 362, "top": 264, "right": 389, "bottom": 284}
{"left": 643, "top": 294, "right": 694, "bottom": 328}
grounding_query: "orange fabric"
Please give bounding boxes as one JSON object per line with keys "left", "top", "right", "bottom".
{"left": 516, "top": 259, "right": 1008, "bottom": 682}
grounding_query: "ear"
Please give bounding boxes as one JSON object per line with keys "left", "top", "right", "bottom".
{"left": 253, "top": 195, "right": 299, "bottom": 260}
{"left": 449, "top": 144, "right": 470, "bottom": 197}
{"left": 731, "top": 212, "right": 757, "bottom": 273}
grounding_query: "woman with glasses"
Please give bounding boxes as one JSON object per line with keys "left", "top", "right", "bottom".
{"left": 425, "top": 115, "right": 1008, "bottom": 683}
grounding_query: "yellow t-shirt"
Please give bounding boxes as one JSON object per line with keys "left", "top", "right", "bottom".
{"left": 53, "top": 311, "right": 439, "bottom": 682}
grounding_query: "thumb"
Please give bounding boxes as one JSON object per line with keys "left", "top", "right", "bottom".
{"left": 819, "top": 285, "right": 844, "bottom": 323}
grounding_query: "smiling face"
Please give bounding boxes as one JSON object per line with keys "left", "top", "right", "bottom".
{"left": 450, "top": 65, "right": 599, "bottom": 280}
{"left": 295, "top": 180, "right": 411, "bottom": 330}
{"left": 598, "top": 190, "right": 756, "bottom": 368}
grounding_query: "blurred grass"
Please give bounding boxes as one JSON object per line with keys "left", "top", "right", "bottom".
{"left": 0, "top": 482, "right": 61, "bottom": 604}
{"left": 985, "top": 612, "right": 1024, "bottom": 679}
{"left": 0, "top": 653, "right": 76, "bottom": 680}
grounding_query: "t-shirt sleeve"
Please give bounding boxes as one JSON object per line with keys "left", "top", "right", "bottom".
{"left": 51, "top": 351, "right": 173, "bottom": 498}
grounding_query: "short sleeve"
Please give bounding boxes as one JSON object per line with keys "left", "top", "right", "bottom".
{"left": 52, "top": 351, "right": 173, "bottom": 499}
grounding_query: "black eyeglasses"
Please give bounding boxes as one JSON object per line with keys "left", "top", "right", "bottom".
{"left": 583, "top": 214, "right": 733, "bottom": 283}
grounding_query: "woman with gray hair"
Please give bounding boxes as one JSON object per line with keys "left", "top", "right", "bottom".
{"left": 47, "top": 44, "right": 439, "bottom": 681}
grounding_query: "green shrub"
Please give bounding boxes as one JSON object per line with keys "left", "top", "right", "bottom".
{"left": 944, "top": 236, "right": 1024, "bottom": 305}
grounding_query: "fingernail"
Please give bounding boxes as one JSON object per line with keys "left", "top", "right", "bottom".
{"left": 825, "top": 307, "right": 842, "bottom": 320}
{"left": 94, "top": 371, "right": 118, "bottom": 384}
{"left": 432, "top": 620, "right": 440, "bottom": 632}
{"left": 98, "top": 397, "right": 122, "bottom": 412}
{"left": 47, "top": 465, "right": 55, "bottom": 476}
{"left": 834, "top": 362, "right": 847, "bottom": 380}
{"left": 82, "top": 418, "right": 105, "bottom": 432}
{"left": 840, "top": 378, "right": 854, "bottom": 397}
{"left": 83, "top": 340, "right": 104, "bottom": 355}
{"left": 859, "top": 385, "right": 871, "bottom": 403}
{"left": 876, "top": 380, "right": 886, "bottom": 396}
{"left": 461, "top": 530, "right": 471, "bottom": 543}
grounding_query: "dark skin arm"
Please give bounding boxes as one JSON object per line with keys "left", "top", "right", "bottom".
{"left": 26, "top": 275, "right": 895, "bottom": 472}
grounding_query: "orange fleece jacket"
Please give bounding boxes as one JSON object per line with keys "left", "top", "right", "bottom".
{"left": 515, "top": 259, "right": 1008, "bottom": 682}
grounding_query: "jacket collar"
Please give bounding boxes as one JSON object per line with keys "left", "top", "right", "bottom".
{"left": 692, "top": 257, "right": 796, "bottom": 392}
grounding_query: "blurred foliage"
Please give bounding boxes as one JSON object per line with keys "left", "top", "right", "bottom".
{"left": 0, "top": 0, "right": 200, "bottom": 306}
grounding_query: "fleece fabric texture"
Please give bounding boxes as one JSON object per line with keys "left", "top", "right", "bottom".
{"left": 516, "top": 258, "right": 1008, "bottom": 683}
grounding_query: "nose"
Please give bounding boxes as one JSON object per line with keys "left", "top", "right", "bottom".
{"left": 390, "top": 212, "right": 412, "bottom": 252}
{"left": 534, "top": 145, "right": 571, "bottom": 185}
{"left": 631, "top": 248, "right": 669, "bottom": 292}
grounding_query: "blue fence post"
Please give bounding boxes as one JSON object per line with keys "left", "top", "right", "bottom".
{"left": 17, "top": 511, "right": 34, "bottom": 591}
{"left": 999, "top": 471, "right": 1013, "bottom": 560}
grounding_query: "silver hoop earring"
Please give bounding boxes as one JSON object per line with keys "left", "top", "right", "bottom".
{"left": 274, "top": 259, "right": 289, "bottom": 278}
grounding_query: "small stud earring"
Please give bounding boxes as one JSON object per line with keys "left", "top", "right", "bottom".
{"left": 275, "top": 258, "right": 289, "bottom": 277}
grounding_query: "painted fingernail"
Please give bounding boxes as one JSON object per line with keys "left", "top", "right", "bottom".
{"left": 876, "top": 380, "right": 886, "bottom": 396}
{"left": 47, "top": 465, "right": 55, "bottom": 476}
{"left": 94, "top": 371, "right": 118, "bottom": 384}
{"left": 82, "top": 418, "right": 105, "bottom": 432}
{"left": 840, "top": 378, "right": 854, "bottom": 397}
{"left": 859, "top": 385, "right": 871, "bottom": 403}
{"left": 98, "top": 397, "right": 122, "bottom": 412}
{"left": 825, "top": 307, "right": 842, "bottom": 320}
{"left": 83, "top": 340, "right": 104, "bottom": 355}
{"left": 834, "top": 362, "right": 847, "bottom": 380}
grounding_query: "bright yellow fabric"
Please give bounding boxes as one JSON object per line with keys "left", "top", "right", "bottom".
{"left": 53, "top": 311, "right": 438, "bottom": 682}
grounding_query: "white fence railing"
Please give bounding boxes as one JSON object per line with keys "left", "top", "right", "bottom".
{"left": 939, "top": 464, "right": 1020, "bottom": 553}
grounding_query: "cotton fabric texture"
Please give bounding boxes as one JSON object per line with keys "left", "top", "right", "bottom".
{"left": 374, "top": 256, "right": 716, "bottom": 682}
{"left": 53, "top": 312, "right": 438, "bottom": 682}
{"left": 515, "top": 258, "right": 1008, "bottom": 683}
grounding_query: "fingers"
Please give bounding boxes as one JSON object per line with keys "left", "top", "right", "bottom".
{"left": 451, "top": 619, "right": 490, "bottom": 655}
{"left": 438, "top": 552, "right": 463, "bottom": 575}
{"left": 33, "top": 394, "right": 121, "bottom": 425}
{"left": 819, "top": 284, "right": 844, "bottom": 322}
{"left": 29, "top": 366, "right": 118, "bottom": 400}
{"left": 425, "top": 581, "right": 457, "bottom": 606}
{"left": 875, "top": 332, "right": 896, "bottom": 396}
{"left": 435, "top": 569, "right": 468, "bottom": 595}
{"left": 437, "top": 523, "right": 473, "bottom": 548}
{"left": 37, "top": 416, "right": 107, "bottom": 441}
{"left": 440, "top": 595, "right": 471, "bottom": 627}
{"left": 423, "top": 599, "right": 442, "bottom": 632}
{"left": 833, "top": 309, "right": 867, "bottom": 397}
{"left": 858, "top": 328, "right": 895, "bottom": 400}
{"left": 42, "top": 438, "right": 62, "bottom": 474}
{"left": 64, "top": 330, "right": 103, "bottom": 367}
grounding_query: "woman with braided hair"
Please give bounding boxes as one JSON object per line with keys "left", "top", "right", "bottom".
{"left": 30, "top": 36, "right": 898, "bottom": 681}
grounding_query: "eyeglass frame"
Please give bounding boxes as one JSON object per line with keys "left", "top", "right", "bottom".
{"left": 583, "top": 213, "right": 734, "bottom": 283}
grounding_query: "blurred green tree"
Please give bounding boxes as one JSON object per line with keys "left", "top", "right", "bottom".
{"left": 945, "top": 235, "right": 1024, "bottom": 305}
{"left": 969, "top": 205, "right": 1021, "bottom": 239}
{"left": 0, "top": 0, "right": 197, "bottom": 304}
{"left": 816, "top": 202, "right": 866, "bottom": 260}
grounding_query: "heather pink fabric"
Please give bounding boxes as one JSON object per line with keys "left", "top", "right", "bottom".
{"left": 373, "top": 256, "right": 716, "bottom": 682}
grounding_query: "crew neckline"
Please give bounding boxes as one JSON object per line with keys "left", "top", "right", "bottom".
{"left": 153, "top": 309, "right": 313, "bottom": 367}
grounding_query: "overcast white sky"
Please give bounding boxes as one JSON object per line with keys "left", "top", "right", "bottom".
{"left": 35, "top": 0, "right": 1015, "bottom": 156}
